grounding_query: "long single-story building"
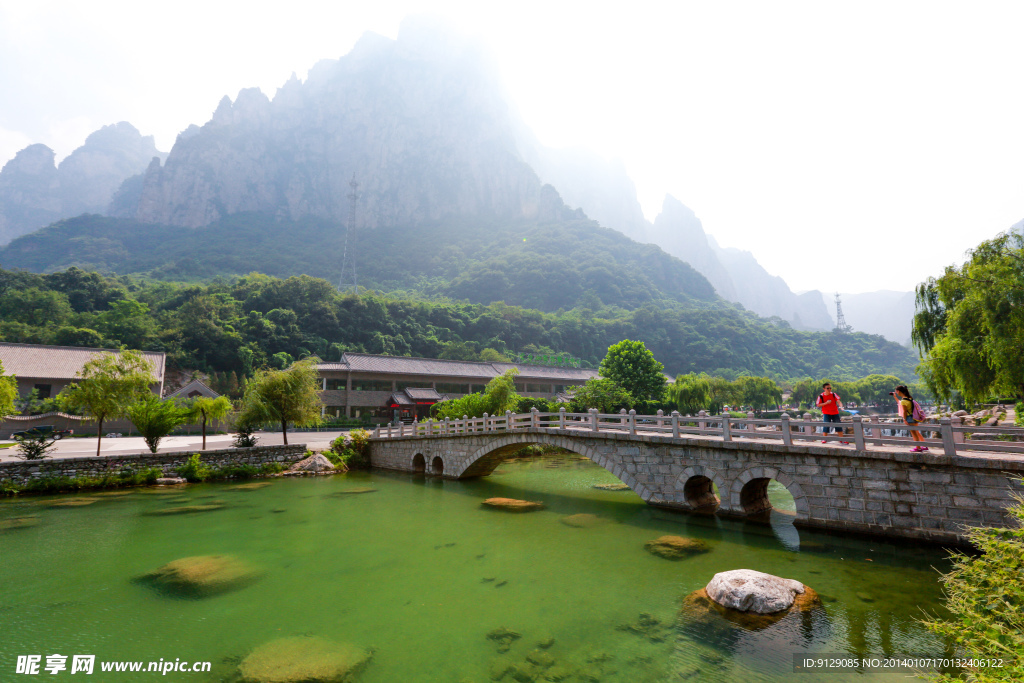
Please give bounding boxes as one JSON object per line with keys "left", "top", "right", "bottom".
{"left": 0, "top": 342, "right": 166, "bottom": 399}
{"left": 316, "top": 353, "right": 599, "bottom": 422}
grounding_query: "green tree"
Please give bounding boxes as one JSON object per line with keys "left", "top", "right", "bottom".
{"left": 0, "top": 359, "right": 16, "bottom": 419}
{"left": 58, "top": 349, "right": 156, "bottom": 457}
{"left": 598, "top": 339, "right": 666, "bottom": 400}
{"left": 734, "top": 376, "right": 783, "bottom": 415}
{"left": 567, "top": 377, "right": 634, "bottom": 413}
{"left": 667, "top": 373, "right": 711, "bottom": 415}
{"left": 432, "top": 369, "right": 521, "bottom": 420}
{"left": 126, "top": 395, "right": 189, "bottom": 453}
{"left": 707, "top": 376, "right": 737, "bottom": 415}
{"left": 238, "top": 359, "right": 322, "bottom": 445}
{"left": 186, "top": 395, "right": 234, "bottom": 450}
{"left": 913, "top": 230, "right": 1024, "bottom": 403}
{"left": 855, "top": 374, "right": 902, "bottom": 409}
{"left": 922, "top": 484, "right": 1024, "bottom": 683}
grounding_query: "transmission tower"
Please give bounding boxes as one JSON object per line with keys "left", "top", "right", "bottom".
{"left": 337, "top": 174, "right": 359, "bottom": 294}
{"left": 834, "top": 292, "right": 853, "bottom": 333}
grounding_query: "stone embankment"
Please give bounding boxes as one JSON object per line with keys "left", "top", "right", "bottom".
{"left": 0, "top": 444, "right": 307, "bottom": 486}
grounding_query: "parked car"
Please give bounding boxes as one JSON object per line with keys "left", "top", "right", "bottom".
{"left": 11, "top": 425, "right": 73, "bottom": 441}
{"left": 105, "top": 432, "right": 123, "bottom": 439}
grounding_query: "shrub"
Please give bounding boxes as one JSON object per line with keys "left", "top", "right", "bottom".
{"left": 177, "top": 454, "right": 211, "bottom": 483}
{"left": 1016, "top": 401, "right": 1023, "bottom": 427}
{"left": 326, "top": 430, "right": 371, "bottom": 469}
{"left": 923, "top": 483, "right": 1024, "bottom": 683}
{"left": 16, "top": 434, "right": 58, "bottom": 460}
{"left": 232, "top": 420, "right": 259, "bottom": 448}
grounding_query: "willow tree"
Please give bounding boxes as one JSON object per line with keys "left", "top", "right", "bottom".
{"left": 667, "top": 373, "right": 712, "bottom": 415}
{"left": 238, "top": 359, "right": 322, "bottom": 445}
{"left": 0, "top": 359, "right": 16, "bottom": 420}
{"left": 913, "top": 230, "right": 1024, "bottom": 403}
{"left": 58, "top": 349, "right": 156, "bottom": 457}
{"left": 187, "top": 395, "right": 234, "bottom": 450}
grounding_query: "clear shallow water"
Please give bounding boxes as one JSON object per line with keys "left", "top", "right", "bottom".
{"left": 0, "top": 455, "right": 955, "bottom": 682}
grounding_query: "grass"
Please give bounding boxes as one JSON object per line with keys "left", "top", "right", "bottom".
{"left": 0, "top": 443, "right": 15, "bottom": 450}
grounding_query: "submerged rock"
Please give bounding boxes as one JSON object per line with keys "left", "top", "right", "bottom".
{"left": 593, "top": 483, "right": 630, "bottom": 491}
{"left": 144, "top": 503, "right": 226, "bottom": 516}
{"left": 238, "top": 636, "right": 371, "bottom": 683}
{"left": 559, "top": 514, "right": 607, "bottom": 529}
{"left": 48, "top": 497, "right": 98, "bottom": 508}
{"left": 93, "top": 490, "right": 134, "bottom": 497}
{"left": 332, "top": 487, "right": 376, "bottom": 495}
{"left": 617, "top": 613, "right": 667, "bottom": 642}
{"left": 643, "top": 535, "right": 710, "bottom": 559}
{"left": 155, "top": 477, "right": 187, "bottom": 485}
{"left": 0, "top": 516, "right": 40, "bottom": 531}
{"left": 138, "top": 555, "right": 259, "bottom": 598}
{"left": 225, "top": 482, "right": 273, "bottom": 491}
{"left": 482, "top": 498, "right": 545, "bottom": 512}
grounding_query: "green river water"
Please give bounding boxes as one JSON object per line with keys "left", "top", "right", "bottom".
{"left": 0, "top": 454, "right": 956, "bottom": 682}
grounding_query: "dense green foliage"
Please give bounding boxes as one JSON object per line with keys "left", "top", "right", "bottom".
{"left": 0, "top": 267, "right": 917, "bottom": 381}
{"left": 567, "top": 377, "right": 634, "bottom": 413}
{"left": 1, "top": 467, "right": 163, "bottom": 495}
{"left": 327, "top": 429, "right": 372, "bottom": 469}
{"left": 913, "top": 230, "right": 1024, "bottom": 403}
{"left": 175, "top": 453, "right": 285, "bottom": 482}
{"left": 923, "top": 485, "right": 1024, "bottom": 682}
{"left": 599, "top": 339, "right": 666, "bottom": 400}
{"left": 186, "top": 395, "right": 234, "bottom": 450}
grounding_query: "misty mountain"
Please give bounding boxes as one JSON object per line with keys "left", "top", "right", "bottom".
{"left": 0, "top": 122, "right": 164, "bottom": 245}
{"left": 822, "top": 290, "right": 916, "bottom": 345}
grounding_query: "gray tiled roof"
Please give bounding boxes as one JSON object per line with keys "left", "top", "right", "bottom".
{"left": 318, "top": 353, "right": 597, "bottom": 384}
{"left": 404, "top": 387, "right": 443, "bottom": 401}
{"left": 387, "top": 392, "right": 416, "bottom": 406}
{"left": 0, "top": 342, "right": 166, "bottom": 382}
{"left": 164, "top": 379, "right": 220, "bottom": 400}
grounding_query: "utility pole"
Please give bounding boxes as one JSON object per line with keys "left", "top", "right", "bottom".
{"left": 834, "top": 292, "right": 852, "bottom": 333}
{"left": 338, "top": 174, "right": 359, "bottom": 294}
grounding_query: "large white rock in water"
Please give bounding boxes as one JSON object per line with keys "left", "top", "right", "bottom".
{"left": 705, "top": 569, "right": 806, "bottom": 614}
{"left": 290, "top": 453, "right": 335, "bottom": 472}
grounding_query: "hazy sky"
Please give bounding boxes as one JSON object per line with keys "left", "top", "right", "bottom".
{"left": 1, "top": 1, "right": 1022, "bottom": 293}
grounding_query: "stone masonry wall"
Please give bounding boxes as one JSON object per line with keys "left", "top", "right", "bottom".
{"left": 370, "top": 429, "right": 1024, "bottom": 546}
{"left": 0, "top": 444, "right": 308, "bottom": 486}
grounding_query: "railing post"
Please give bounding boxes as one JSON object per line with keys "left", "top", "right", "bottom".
{"left": 559, "top": 407, "right": 566, "bottom": 429}
{"left": 426, "top": 419, "right": 433, "bottom": 437}
{"left": 780, "top": 413, "right": 792, "bottom": 446}
{"left": 722, "top": 414, "right": 732, "bottom": 442}
{"left": 870, "top": 415, "right": 882, "bottom": 446}
{"left": 940, "top": 417, "right": 956, "bottom": 456}
{"left": 852, "top": 415, "right": 866, "bottom": 451}
{"left": 590, "top": 408, "right": 598, "bottom": 432}
{"left": 803, "top": 413, "right": 813, "bottom": 436}
{"left": 628, "top": 409, "right": 636, "bottom": 435}
{"left": 505, "top": 410, "right": 513, "bottom": 431}
{"left": 373, "top": 426, "right": 380, "bottom": 438}
{"left": 951, "top": 416, "right": 964, "bottom": 444}
{"left": 532, "top": 408, "right": 540, "bottom": 428}
{"left": 619, "top": 408, "right": 627, "bottom": 428}
{"left": 462, "top": 415, "right": 469, "bottom": 435}
{"left": 482, "top": 412, "right": 489, "bottom": 432}
{"left": 698, "top": 410, "right": 707, "bottom": 435}
{"left": 671, "top": 410, "right": 680, "bottom": 438}
{"left": 656, "top": 409, "right": 664, "bottom": 431}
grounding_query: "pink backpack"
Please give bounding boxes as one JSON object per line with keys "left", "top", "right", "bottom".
{"left": 911, "top": 400, "right": 926, "bottom": 421}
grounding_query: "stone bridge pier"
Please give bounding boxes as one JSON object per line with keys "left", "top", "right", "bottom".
{"left": 370, "top": 427, "right": 1024, "bottom": 546}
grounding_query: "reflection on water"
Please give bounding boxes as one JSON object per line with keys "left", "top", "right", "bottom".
{"left": 0, "top": 453, "right": 955, "bottom": 682}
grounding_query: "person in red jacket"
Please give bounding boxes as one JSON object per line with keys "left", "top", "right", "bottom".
{"left": 816, "top": 382, "right": 849, "bottom": 444}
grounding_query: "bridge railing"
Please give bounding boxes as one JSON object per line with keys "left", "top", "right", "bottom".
{"left": 371, "top": 408, "right": 1024, "bottom": 457}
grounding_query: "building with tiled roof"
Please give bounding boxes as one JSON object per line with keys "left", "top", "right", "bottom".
{"left": 0, "top": 342, "right": 165, "bottom": 400}
{"left": 317, "top": 352, "right": 598, "bottom": 421}
{"left": 164, "top": 378, "right": 220, "bottom": 401}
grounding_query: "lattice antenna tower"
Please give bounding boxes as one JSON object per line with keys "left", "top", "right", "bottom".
{"left": 337, "top": 174, "right": 359, "bottom": 294}
{"left": 834, "top": 292, "right": 852, "bottom": 333}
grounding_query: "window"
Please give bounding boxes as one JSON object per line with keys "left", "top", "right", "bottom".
{"left": 436, "top": 383, "right": 470, "bottom": 394}
{"left": 325, "top": 378, "right": 346, "bottom": 390}
{"left": 351, "top": 406, "right": 379, "bottom": 418}
{"left": 33, "top": 384, "right": 52, "bottom": 399}
{"left": 514, "top": 384, "right": 526, "bottom": 393}
{"left": 554, "top": 385, "right": 566, "bottom": 393}
{"left": 471, "top": 384, "right": 486, "bottom": 393}
{"left": 352, "top": 379, "right": 393, "bottom": 392}
{"left": 525, "top": 383, "right": 549, "bottom": 393}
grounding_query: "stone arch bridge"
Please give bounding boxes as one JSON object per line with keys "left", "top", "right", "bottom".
{"left": 369, "top": 415, "right": 1024, "bottom": 546}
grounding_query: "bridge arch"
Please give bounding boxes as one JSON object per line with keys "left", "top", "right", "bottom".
{"left": 454, "top": 432, "right": 652, "bottom": 502}
{"left": 430, "top": 455, "right": 445, "bottom": 476}
{"left": 675, "top": 465, "right": 724, "bottom": 510}
{"left": 728, "top": 467, "right": 809, "bottom": 520}
{"left": 411, "top": 453, "right": 426, "bottom": 473}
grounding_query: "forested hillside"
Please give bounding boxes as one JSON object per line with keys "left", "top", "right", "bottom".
{"left": 0, "top": 266, "right": 917, "bottom": 380}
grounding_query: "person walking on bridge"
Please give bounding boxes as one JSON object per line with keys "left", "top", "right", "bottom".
{"left": 816, "top": 382, "right": 849, "bottom": 444}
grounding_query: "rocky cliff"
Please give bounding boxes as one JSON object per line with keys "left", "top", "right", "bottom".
{"left": 132, "top": 21, "right": 548, "bottom": 230}
{"left": 0, "top": 122, "right": 162, "bottom": 244}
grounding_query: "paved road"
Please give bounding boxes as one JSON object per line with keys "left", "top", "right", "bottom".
{"left": 0, "top": 430, "right": 349, "bottom": 462}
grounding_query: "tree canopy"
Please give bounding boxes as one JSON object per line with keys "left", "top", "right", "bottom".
{"left": 186, "top": 394, "right": 234, "bottom": 450}
{"left": 238, "top": 359, "right": 322, "bottom": 444}
{"left": 599, "top": 339, "right": 666, "bottom": 401}
{"left": 432, "top": 369, "right": 521, "bottom": 420}
{"left": 126, "top": 395, "right": 189, "bottom": 454}
{"left": 0, "top": 359, "right": 16, "bottom": 419}
{"left": 913, "top": 230, "right": 1024, "bottom": 403}
{"left": 58, "top": 349, "right": 156, "bottom": 456}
